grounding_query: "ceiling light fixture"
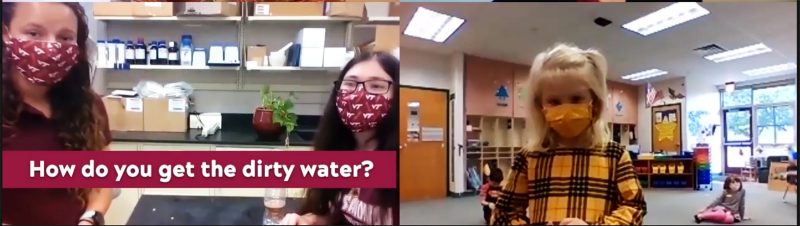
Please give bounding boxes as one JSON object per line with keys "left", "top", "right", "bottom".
{"left": 622, "top": 2, "right": 710, "bottom": 36}
{"left": 403, "top": 7, "right": 465, "bottom": 43}
{"left": 742, "top": 63, "right": 797, "bottom": 76}
{"left": 704, "top": 43, "right": 772, "bottom": 63}
{"left": 622, "top": 69, "right": 669, "bottom": 81}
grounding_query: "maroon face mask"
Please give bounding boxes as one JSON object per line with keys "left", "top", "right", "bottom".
{"left": 4, "top": 37, "right": 79, "bottom": 86}
{"left": 336, "top": 85, "right": 391, "bottom": 133}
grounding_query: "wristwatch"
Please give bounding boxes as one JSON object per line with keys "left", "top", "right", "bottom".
{"left": 79, "top": 210, "right": 105, "bottom": 225}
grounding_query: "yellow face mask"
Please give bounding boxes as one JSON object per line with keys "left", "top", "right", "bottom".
{"left": 544, "top": 103, "right": 593, "bottom": 138}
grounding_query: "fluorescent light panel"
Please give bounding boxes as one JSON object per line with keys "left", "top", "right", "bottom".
{"left": 403, "top": 7, "right": 464, "bottom": 43}
{"left": 622, "top": 2, "right": 710, "bottom": 36}
{"left": 622, "top": 69, "right": 668, "bottom": 81}
{"left": 742, "top": 63, "right": 797, "bottom": 76}
{"left": 704, "top": 43, "right": 772, "bottom": 63}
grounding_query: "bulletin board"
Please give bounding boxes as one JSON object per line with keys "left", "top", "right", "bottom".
{"left": 652, "top": 103, "right": 682, "bottom": 153}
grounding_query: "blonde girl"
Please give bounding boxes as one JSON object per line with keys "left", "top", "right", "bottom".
{"left": 491, "top": 43, "right": 647, "bottom": 225}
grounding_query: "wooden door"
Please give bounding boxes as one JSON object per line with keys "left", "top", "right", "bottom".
{"left": 399, "top": 87, "right": 448, "bottom": 202}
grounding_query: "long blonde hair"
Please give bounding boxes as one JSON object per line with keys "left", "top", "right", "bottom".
{"left": 524, "top": 43, "right": 611, "bottom": 151}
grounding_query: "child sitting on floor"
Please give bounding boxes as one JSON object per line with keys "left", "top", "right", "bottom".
{"left": 695, "top": 176, "right": 750, "bottom": 224}
{"left": 481, "top": 169, "right": 503, "bottom": 225}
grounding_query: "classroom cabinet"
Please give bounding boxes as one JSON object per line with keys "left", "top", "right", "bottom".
{"left": 465, "top": 55, "right": 514, "bottom": 117}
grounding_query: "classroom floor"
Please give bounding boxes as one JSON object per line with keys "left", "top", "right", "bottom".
{"left": 400, "top": 182, "right": 797, "bottom": 225}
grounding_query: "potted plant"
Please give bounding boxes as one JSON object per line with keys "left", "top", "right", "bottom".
{"left": 253, "top": 85, "right": 298, "bottom": 146}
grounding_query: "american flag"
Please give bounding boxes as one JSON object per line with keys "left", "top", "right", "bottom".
{"left": 646, "top": 83, "right": 657, "bottom": 108}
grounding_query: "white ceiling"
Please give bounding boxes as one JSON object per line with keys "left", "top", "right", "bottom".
{"left": 398, "top": 2, "right": 797, "bottom": 85}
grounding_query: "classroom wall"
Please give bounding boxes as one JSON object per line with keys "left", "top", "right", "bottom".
{"left": 637, "top": 77, "right": 687, "bottom": 155}
{"left": 399, "top": 48, "right": 453, "bottom": 90}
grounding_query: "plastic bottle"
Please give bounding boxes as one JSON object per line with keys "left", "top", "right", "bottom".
{"left": 168, "top": 41, "right": 179, "bottom": 65}
{"left": 97, "top": 40, "right": 107, "bottom": 67}
{"left": 125, "top": 40, "right": 135, "bottom": 65}
{"left": 135, "top": 38, "right": 146, "bottom": 65}
{"left": 180, "top": 34, "right": 193, "bottom": 66}
{"left": 148, "top": 41, "right": 158, "bottom": 65}
{"left": 107, "top": 39, "right": 117, "bottom": 68}
{"left": 116, "top": 39, "right": 126, "bottom": 66}
{"left": 158, "top": 40, "right": 168, "bottom": 65}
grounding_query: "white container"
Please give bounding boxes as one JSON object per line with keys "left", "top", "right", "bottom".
{"left": 116, "top": 41, "right": 126, "bottom": 64}
{"left": 268, "top": 52, "right": 287, "bottom": 67}
{"left": 323, "top": 47, "right": 346, "bottom": 68}
{"left": 296, "top": 28, "right": 326, "bottom": 48}
{"left": 224, "top": 45, "right": 240, "bottom": 64}
{"left": 192, "top": 48, "right": 206, "bottom": 67}
{"left": 299, "top": 47, "right": 324, "bottom": 67}
{"left": 97, "top": 41, "right": 107, "bottom": 67}
{"left": 208, "top": 45, "right": 224, "bottom": 64}
{"left": 180, "top": 46, "right": 193, "bottom": 66}
{"left": 107, "top": 41, "right": 117, "bottom": 67}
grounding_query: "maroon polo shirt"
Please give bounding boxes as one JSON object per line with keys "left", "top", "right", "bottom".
{"left": 2, "top": 95, "right": 111, "bottom": 225}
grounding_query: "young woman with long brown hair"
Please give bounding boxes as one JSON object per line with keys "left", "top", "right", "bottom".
{"left": 2, "top": 2, "right": 113, "bottom": 225}
{"left": 280, "top": 52, "right": 399, "bottom": 225}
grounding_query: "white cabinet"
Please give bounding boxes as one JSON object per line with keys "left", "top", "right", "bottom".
{"left": 105, "top": 188, "right": 141, "bottom": 225}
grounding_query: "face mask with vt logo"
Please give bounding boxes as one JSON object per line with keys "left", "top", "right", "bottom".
{"left": 336, "top": 85, "right": 391, "bottom": 133}
{"left": 4, "top": 37, "right": 79, "bottom": 86}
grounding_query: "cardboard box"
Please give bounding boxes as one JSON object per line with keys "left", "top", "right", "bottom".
{"left": 299, "top": 47, "right": 324, "bottom": 67}
{"left": 177, "top": 2, "right": 240, "bottom": 16}
{"left": 326, "top": 3, "right": 365, "bottom": 18}
{"left": 93, "top": 3, "right": 134, "bottom": 17}
{"left": 247, "top": 45, "right": 268, "bottom": 67}
{"left": 143, "top": 98, "right": 188, "bottom": 132}
{"left": 296, "top": 28, "right": 326, "bottom": 48}
{"left": 133, "top": 2, "right": 174, "bottom": 17}
{"left": 102, "top": 96, "right": 144, "bottom": 132}
{"left": 373, "top": 25, "right": 399, "bottom": 52}
{"left": 323, "top": 47, "right": 347, "bottom": 68}
{"left": 254, "top": 2, "right": 324, "bottom": 16}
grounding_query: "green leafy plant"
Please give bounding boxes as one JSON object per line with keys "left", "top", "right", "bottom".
{"left": 260, "top": 85, "right": 298, "bottom": 144}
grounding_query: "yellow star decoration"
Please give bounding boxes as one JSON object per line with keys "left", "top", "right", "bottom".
{"left": 655, "top": 122, "right": 677, "bottom": 142}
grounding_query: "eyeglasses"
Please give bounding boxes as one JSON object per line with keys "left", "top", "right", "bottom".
{"left": 336, "top": 79, "right": 393, "bottom": 95}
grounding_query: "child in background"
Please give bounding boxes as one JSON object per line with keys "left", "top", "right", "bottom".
{"left": 694, "top": 176, "right": 749, "bottom": 224}
{"left": 481, "top": 169, "right": 504, "bottom": 225}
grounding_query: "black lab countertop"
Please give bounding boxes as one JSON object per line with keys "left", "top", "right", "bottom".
{"left": 127, "top": 195, "right": 303, "bottom": 225}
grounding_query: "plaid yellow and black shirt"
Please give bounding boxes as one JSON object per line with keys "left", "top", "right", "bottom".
{"left": 491, "top": 142, "right": 647, "bottom": 225}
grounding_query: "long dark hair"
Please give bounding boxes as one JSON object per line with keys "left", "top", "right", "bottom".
{"left": 2, "top": 2, "right": 104, "bottom": 204}
{"left": 300, "top": 52, "right": 399, "bottom": 224}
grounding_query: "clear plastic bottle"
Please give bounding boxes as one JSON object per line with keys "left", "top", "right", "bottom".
{"left": 180, "top": 34, "right": 193, "bottom": 66}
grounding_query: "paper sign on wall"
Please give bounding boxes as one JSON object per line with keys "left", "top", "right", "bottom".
{"left": 421, "top": 127, "right": 444, "bottom": 142}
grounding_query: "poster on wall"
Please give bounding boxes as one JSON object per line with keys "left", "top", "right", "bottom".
{"left": 646, "top": 78, "right": 686, "bottom": 108}
{"left": 496, "top": 85, "right": 509, "bottom": 107}
{"left": 652, "top": 103, "right": 682, "bottom": 153}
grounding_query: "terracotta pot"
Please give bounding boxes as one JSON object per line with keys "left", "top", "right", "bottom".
{"left": 253, "top": 107, "right": 281, "bottom": 137}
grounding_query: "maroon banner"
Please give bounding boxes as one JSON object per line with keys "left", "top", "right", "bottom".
{"left": 2, "top": 151, "right": 396, "bottom": 188}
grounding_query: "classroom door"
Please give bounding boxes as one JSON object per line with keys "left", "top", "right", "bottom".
{"left": 399, "top": 87, "right": 448, "bottom": 202}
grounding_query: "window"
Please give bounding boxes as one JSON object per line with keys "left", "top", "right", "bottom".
{"left": 754, "top": 84, "right": 796, "bottom": 105}
{"left": 722, "top": 88, "right": 752, "bottom": 108}
{"left": 756, "top": 105, "right": 794, "bottom": 144}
